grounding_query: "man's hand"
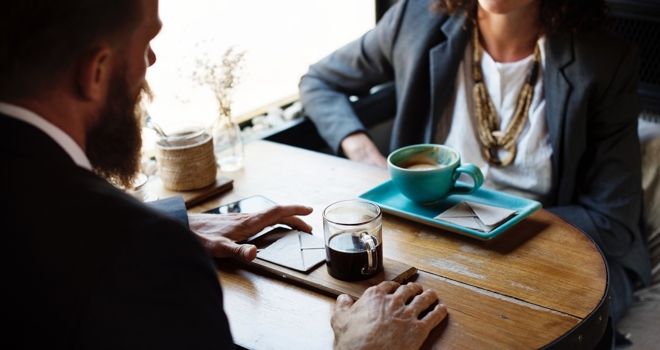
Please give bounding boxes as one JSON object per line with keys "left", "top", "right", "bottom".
{"left": 189, "top": 205, "right": 313, "bottom": 262}
{"left": 332, "top": 281, "right": 447, "bottom": 350}
{"left": 341, "top": 132, "right": 388, "bottom": 168}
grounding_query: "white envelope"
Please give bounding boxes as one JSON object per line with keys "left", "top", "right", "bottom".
{"left": 434, "top": 201, "right": 517, "bottom": 232}
{"left": 256, "top": 230, "right": 326, "bottom": 272}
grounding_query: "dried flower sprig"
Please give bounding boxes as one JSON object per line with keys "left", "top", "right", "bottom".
{"left": 192, "top": 46, "right": 246, "bottom": 120}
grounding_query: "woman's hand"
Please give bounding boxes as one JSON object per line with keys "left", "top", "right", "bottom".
{"left": 341, "top": 132, "right": 388, "bottom": 168}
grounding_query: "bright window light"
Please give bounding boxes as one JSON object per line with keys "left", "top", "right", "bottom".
{"left": 145, "top": 0, "right": 375, "bottom": 128}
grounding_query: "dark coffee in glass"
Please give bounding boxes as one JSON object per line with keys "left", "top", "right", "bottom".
{"left": 326, "top": 231, "right": 383, "bottom": 281}
{"left": 323, "top": 200, "right": 383, "bottom": 281}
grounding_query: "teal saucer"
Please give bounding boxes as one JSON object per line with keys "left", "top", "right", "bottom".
{"left": 358, "top": 180, "right": 542, "bottom": 240}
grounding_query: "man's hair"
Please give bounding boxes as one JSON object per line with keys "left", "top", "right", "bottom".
{"left": 0, "top": 0, "right": 143, "bottom": 100}
{"left": 430, "top": 0, "right": 608, "bottom": 35}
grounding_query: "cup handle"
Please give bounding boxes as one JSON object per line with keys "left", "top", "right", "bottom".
{"left": 360, "top": 232, "right": 378, "bottom": 276}
{"left": 448, "top": 163, "right": 484, "bottom": 196}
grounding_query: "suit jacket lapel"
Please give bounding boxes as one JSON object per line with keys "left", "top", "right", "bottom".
{"left": 543, "top": 36, "right": 574, "bottom": 203}
{"left": 0, "top": 114, "right": 74, "bottom": 165}
{"left": 428, "top": 15, "right": 471, "bottom": 142}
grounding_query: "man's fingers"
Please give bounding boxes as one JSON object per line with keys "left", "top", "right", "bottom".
{"left": 375, "top": 281, "right": 401, "bottom": 294}
{"left": 212, "top": 239, "right": 257, "bottom": 262}
{"left": 251, "top": 205, "right": 313, "bottom": 228}
{"left": 279, "top": 216, "right": 313, "bottom": 233}
{"left": 266, "top": 205, "right": 314, "bottom": 219}
{"left": 335, "top": 294, "right": 354, "bottom": 313}
{"left": 419, "top": 303, "right": 448, "bottom": 329}
{"left": 392, "top": 282, "right": 423, "bottom": 302}
{"left": 408, "top": 289, "right": 439, "bottom": 315}
{"left": 238, "top": 244, "right": 257, "bottom": 262}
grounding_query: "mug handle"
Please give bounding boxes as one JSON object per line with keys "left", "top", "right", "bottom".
{"left": 447, "top": 163, "right": 484, "bottom": 196}
{"left": 360, "top": 232, "right": 378, "bottom": 276}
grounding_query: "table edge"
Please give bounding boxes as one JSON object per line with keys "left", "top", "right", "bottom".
{"left": 541, "top": 223, "right": 610, "bottom": 349}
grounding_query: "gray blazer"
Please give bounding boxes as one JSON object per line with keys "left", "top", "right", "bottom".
{"left": 300, "top": 0, "right": 651, "bottom": 285}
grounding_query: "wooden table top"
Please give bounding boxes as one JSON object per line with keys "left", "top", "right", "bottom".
{"left": 190, "top": 140, "right": 609, "bottom": 350}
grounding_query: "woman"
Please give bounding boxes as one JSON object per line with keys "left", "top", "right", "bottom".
{"left": 299, "top": 0, "right": 651, "bottom": 345}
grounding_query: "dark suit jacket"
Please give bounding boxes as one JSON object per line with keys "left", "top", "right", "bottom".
{"left": 300, "top": 0, "right": 651, "bottom": 285}
{"left": 0, "top": 115, "right": 234, "bottom": 349}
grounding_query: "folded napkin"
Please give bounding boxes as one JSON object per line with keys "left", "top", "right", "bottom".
{"left": 434, "top": 201, "right": 517, "bottom": 232}
{"left": 256, "top": 230, "right": 326, "bottom": 273}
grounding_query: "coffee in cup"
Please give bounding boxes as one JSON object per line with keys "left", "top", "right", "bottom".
{"left": 399, "top": 157, "right": 445, "bottom": 170}
{"left": 387, "top": 144, "right": 484, "bottom": 204}
{"left": 323, "top": 200, "right": 383, "bottom": 281}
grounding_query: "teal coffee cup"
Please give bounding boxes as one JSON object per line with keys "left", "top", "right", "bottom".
{"left": 387, "top": 144, "right": 484, "bottom": 204}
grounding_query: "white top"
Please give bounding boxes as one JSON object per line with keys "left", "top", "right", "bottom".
{"left": 0, "top": 102, "right": 92, "bottom": 170}
{"left": 436, "top": 38, "right": 553, "bottom": 201}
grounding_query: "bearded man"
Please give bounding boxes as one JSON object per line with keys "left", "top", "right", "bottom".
{"left": 0, "top": 0, "right": 446, "bottom": 349}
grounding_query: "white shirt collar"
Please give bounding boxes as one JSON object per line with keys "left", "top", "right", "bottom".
{"left": 0, "top": 102, "right": 92, "bottom": 170}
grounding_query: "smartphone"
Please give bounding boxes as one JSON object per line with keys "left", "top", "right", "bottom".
{"left": 204, "top": 195, "right": 276, "bottom": 214}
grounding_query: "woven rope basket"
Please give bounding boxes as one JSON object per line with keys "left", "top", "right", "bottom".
{"left": 156, "top": 133, "right": 217, "bottom": 191}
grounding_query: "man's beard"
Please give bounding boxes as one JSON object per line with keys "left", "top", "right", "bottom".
{"left": 86, "top": 67, "right": 149, "bottom": 189}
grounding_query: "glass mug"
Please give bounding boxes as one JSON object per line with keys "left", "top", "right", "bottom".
{"left": 323, "top": 200, "right": 383, "bottom": 281}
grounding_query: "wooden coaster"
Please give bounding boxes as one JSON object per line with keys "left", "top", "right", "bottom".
{"left": 146, "top": 173, "right": 233, "bottom": 208}
{"left": 238, "top": 255, "right": 418, "bottom": 300}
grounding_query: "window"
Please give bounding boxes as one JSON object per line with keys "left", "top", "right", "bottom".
{"left": 145, "top": 0, "right": 375, "bottom": 127}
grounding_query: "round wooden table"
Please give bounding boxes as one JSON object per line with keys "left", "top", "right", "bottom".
{"left": 191, "top": 140, "right": 609, "bottom": 349}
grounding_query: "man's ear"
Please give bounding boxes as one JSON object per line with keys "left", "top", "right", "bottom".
{"left": 76, "top": 48, "right": 112, "bottom": 101}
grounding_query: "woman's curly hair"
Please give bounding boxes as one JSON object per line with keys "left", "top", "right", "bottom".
{"left": 430, "top": 0, "right": 608, "bottom": 35}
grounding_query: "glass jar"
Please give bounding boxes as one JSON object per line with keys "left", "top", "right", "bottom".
{"left": 155, "top": 122, "right": 217, "bottom": 191}
{"left": 159, "top": 122, "right": 207, "bottom": 147}
{"left": 211, "top": 117, "right": 244, "bottom": 172}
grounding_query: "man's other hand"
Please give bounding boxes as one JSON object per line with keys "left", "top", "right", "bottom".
{"left": 188, "top": 205, "right": 313, "bottom": 262}
{"left": 340, "top": 132, "right": 388, "bottom": 168}
{"left": 332, "top": 281, "right": 448, "bottom": 350}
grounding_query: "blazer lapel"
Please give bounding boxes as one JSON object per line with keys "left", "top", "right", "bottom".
{"left": 0, "top": 114, "right": 74, "bottom": 165}
{"left": 543, "top": 36, "right": 574, "bottom": 203}
{"left": 428, "top": 15, "right": 471, "bottom": 142}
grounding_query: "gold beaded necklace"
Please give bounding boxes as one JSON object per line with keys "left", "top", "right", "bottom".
{"left": 472, "top": 27, "right": 541, "bottom": 168}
